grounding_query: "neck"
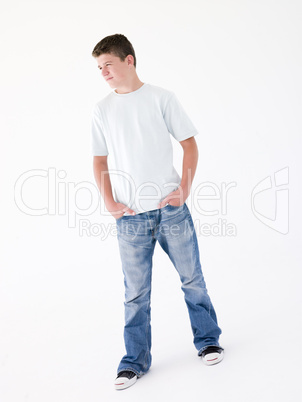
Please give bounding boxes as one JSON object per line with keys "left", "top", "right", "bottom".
{"left": 114, "top": 77, "right": 144, "bottom": 94}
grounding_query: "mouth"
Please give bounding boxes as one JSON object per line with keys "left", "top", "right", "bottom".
{"left": 106, "top": 77, "right": 113, "bottom": 81}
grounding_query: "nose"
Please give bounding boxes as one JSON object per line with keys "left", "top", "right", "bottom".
{"left": 102, "top": 67, "right": 108, "bottom": 78}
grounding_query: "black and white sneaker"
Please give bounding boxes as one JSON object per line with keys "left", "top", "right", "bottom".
{"left": 114, "top": 370, "right": 137, "bottom": 390}
{"left": 201, "top": 346, "right": 224, "bottom": 366}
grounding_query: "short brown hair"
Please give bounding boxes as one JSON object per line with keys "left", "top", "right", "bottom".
{"left": 91, "top": 33, "right": 137, "bottom": 68}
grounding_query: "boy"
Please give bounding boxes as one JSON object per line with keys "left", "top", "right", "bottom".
{"left": 91, "top": 34, "right": 224, "bottom": 390}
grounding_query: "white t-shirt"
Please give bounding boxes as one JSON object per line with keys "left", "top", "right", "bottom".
{"left": 91, "top": 83, "right": 198, "bottom": 215}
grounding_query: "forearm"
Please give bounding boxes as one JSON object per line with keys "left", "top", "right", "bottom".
{"left": 93, "top": 160, "right": 115, "bottom": 209}
{"left": 180, "top": 144, "right": 199, "bottom": 199}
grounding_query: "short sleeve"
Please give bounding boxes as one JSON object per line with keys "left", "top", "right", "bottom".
{"left": 91, "top": 105, "right": 109, "bottom": 156}
{"left": 163, "top": 92, "right": 199, "bottom": 141}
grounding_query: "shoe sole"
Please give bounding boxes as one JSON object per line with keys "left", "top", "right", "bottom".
{"left": 202, "top": 351, "right": 224, "bottom": 366}
{"left": 114, "top": 375, "right": 137, "bottom": 390}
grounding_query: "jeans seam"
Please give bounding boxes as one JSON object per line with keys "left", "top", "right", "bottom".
{"left": 143, "top": 272, "right": 152, "bottom": 370}
{"left": 187, "top": 210, "right": 211, "bottom": 314}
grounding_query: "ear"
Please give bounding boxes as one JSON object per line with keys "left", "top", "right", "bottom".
{"left": 127, "top": 54, "right": 135, "bottom": 67}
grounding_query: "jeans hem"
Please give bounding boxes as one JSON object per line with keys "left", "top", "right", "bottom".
{"left": 197, "top": 344, "right": 224, "bottom": 356}
{"left": 117, "top": 367, "right": 144, "bottom": 378}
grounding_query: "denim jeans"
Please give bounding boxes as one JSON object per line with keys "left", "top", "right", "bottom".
{"left": 116, "top": 202, "right": 223, "bottom": 378}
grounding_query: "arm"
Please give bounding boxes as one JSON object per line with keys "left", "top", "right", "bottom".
{"left": 179, "top": 136, "right": 199, "bottom": 200}
{"left": 157, "top": 136, "right": 198, "bottom": 208}
{"left": 93, "top": 156, "right": 136, "bottom": 217}
{"left": 93, "top": 156, "right": 115, "bottom": 209}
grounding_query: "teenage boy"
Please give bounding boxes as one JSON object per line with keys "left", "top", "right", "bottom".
{"left": 91, "top": 33, "right": 224, "bottom": 390}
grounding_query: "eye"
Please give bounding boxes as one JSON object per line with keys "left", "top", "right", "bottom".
{"left": 99, "top": 64, "right": 110, "bottom": 71}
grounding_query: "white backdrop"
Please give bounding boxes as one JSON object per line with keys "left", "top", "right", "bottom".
{"left": 1, "top": 1, "right": 301, "bottom": 401}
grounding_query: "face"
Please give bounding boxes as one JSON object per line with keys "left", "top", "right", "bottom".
{"left": 96, "top": 53, "right": 133, "bottom": 89}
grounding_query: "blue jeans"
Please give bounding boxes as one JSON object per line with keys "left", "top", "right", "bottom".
{"left": 116, "top": 202, "right": 223, "bottom": 377}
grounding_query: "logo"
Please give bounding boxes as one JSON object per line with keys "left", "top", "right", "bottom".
{"left": 251, "top": 167, "right": 289, "bottom": 234}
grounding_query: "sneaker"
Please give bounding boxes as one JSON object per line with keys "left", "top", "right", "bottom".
{"left": 114, "top": 370, "right": 137, "bottom": 390}
{"left": 200, "top": 346, "right": 224, "bottom": 366}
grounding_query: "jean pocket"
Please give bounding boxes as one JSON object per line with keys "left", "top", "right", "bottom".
{"left": 162, "top": 203, "right": 186, "bottom": 220}
{"left": 166, "top": 202, "right": 184, "bottom": 209}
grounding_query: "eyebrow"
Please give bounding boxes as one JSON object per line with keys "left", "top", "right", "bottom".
{"left": 98, "top": 61, "right": 113, "bottom": 68}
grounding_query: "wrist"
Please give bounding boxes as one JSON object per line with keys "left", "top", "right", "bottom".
{"left": 179, "top": 182, "right": 190, "bottom": 201}
{"left": 105, "top": 198, "right": 116, "bottom": 210}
